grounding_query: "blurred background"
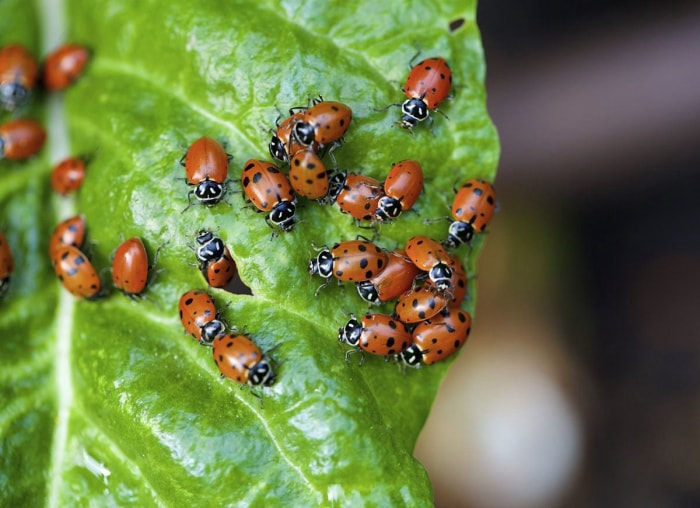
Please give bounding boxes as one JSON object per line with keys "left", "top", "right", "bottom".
{"left": 414, "top": 0, "right": 700, "bottom": 506}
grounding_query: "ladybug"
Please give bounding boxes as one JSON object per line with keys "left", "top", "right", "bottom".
{"left": 241, "top": 159, "right": 297, "bottom": 232}
{"left": 51, "top": 245, "right": 101, "bottom": 299}
{"left": 445, "top": 179, "right": 497, "bottom": 248}
{"left": 355, "top": 249, "right": 422, "bottom": 305}
{"left": 178, "top": 290, "right": 226, "bottom": 345}
{"left": 397, "top": 57, "right": 452, "bottom": 131}
{"left": 212, "top": 333, "right": 275, "bottom": 388}
{"left": 194, "top": 230, "right": 226, "bottom": 266}
{"left": 0, "top": 230, "right": 14, "bottom": 295}
{"left": 112, "top": 237, "right": 155, "bottom": 298}
{"left": 202, "top": 245, "right": 237, "bottom": 289}
{"left": 269, "top": 111, "right": 317, "bottom": 163}
{"left": 42, "top": 43, "right": 90, "bottom": 91}
{"left": 375, "top": 160, "right": 424, "bottom": 222}
{"left": 405, "top": 236, "right": 453, "bottom": 292}
{"left": 399, "top": 306, "right": 472, "bottom": 366}
{"left": 289, "top": 149, "right": 329, "bottom": 200}
{"left": 50, "top": 156, "right": 86, "bottom": 195}
{"left": 334, "top": 172, "right": 383, "bottom": 223}
{"left": 292, "top": 97, "right": 352, "bottom": 147}
{"left": 0, "top": 43, "right": 38, "bottom": 111}
{"left": 0, "top": 119, "right": 46, "bottom": 160}
{"left": 309, "top": 239, "right": 388, "bottom": 295}
{"left": 49, "top": 215, "right": 86, "bottom": 256}
{"left": 181, "top": 136, "right": 231, "bottom": 209}
{"left": 338, "top": 313, "right": 413, "bottom": 364}
{"left": 394, "top": 284, "right": 449, "bottom": 324}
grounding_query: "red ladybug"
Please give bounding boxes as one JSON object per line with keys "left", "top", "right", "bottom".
{"left": 50, "top": 156, "right": 86, "bottom": 195}
{"left": 181, "top": 136, "right": 231, "bottom": 209}
{"left": 241, "top": 159, "right": 297, "bottom": 232}
{"left": 332, "top": 172, "right": 383, "bottom": 223}
{"left": 355, "top": 249, "right": 422, "bottom": 305}
{"left": 289, "top": 149, "right": 329, "bottom": 200}
{"left": 49, "top": 215, "right": 86, "bottom": 256}
{"left": 338, "top": 313, "right": 413, "bottom": 364}
{"left": 309, "top": 239, "right": 388, "bottom": 295}
{"left": 405, "top": 236, "right": 453, "bottom": 292}
{"left": 397, "top": 56, "right": 452, "bottom": 131}
{"left": 112, "top": 237, "right": 153, "bottom": 298}
{"left": 394, "top": 284, "right": 449, "bottom": 324}
{"left": 445, "top": 179, "right": 497, "bottom": 248}
{"left": 202, "top": 246, "right": 236, "bottom": 289}
{"left": 0, "top": 119, "right": 46, "bottom": 160}
{"left": 0, "top": 43, "right": 38, "bottom": 111}
{"left": 212, "top": 333, "right": 275, "bottom": 388}
{"left": 42, "top": 43, "right": 90, "bottom": 91}
{"left": 399, "top": 306, "right": 472, "bottom": 366}
{"left": 0, "top": 230, "right": 14, "bottom": 295}
{"left": 51, "top": 245, "right": 101, "bottom": 300}
{"left": 292, "top": 97, "right": 352, "bottom": 147}
{"left": 375, "top": 160, "right": 424, "bottom": 222}
{"left": 178, "top": 289, "right": 226, "bottom": 345}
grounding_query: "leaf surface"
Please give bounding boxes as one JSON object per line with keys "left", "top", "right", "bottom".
{"left": 0, "top": 0, "right": 499, "bottom": 505}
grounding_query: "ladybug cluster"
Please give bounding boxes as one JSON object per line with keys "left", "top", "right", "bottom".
{"left": 179, "top": 289, "right": 274, "bottom": 396}
{"left": 2, "top": 40, "right": 498, "bottom": 401}
{"left": 0, "top": 42, "right": 90, "bottom": 162}
{"left": 1, "top": 41, "right": 90, "bottom": 296}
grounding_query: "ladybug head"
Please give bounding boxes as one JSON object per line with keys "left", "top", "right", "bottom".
{"left": 376, "top": 196, "right": 402, "bottom": 222}
{"left": 194, "top": 179, "right": 225, "bottom": 206}
{"left": 309, "top": 248, "right": 333, "bottom": 278}
{"left": 445, "top": 220, "right": 474, "bottom": 249}
{"left": 292, "top": 121, "right": 315, "bottom": 146}
{"left": 268, "top": 134, "right": 288, "bottom": 162}
{"left": 195, "top": 232, "right": 225, "bottom": 264}
{"left": 338, "top": 315, "right": 362, "bottom": 346}
{"left": 429, "top": 262, "right": 453, "bottom": 293}
{"left": 249, "top": 358, "right": 275, "bottom": 387}
{"left": 0, "top": 82, "right": 29, "bottom": 111}
{"left": 318, "top": 170, "right": 347, "bottom": 205}
{"left": 356, "top": 280, "right": 380, "bottom": 305}
{"left": 196, "top": 230, "right": 214, "bottom": 245}
{"left": 398, "top": 344, "right": 424, "bottom": 367}
{"left": 268, "top": 201, "right": 297, "bottom": 232}
{"left": 200, "top": 319, "right": 226, "bottom": 346}
{"left": 400, "top": 98, "right": 429, "bottom": 129}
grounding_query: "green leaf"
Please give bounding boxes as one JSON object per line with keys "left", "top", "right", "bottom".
{"left": 1, "top": 0, "right": 499, "bottom": 505}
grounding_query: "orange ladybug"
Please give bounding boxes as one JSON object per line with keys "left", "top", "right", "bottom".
{"left": 42, "top": 43, "right": 90, "bottom": 91}
{"left": 50, "top": 156, "right": 86, "bottom": 195}
{"left": 0, "top": 43, "right": 38, "bottom": 111}
{"left": 0, "top": 119, "right": 46, "bottom": 160}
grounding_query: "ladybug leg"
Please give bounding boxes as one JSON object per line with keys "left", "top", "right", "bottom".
{"left": 149, "top": 241, "right": 167, "bottom": 270}
{"left": 325, "top": 140, "right": 343, "bottom": 168}
{"left": 178, "top": 152, "right": 187, "bottom": 167}
{"left": 314, "top": 278, "right": 330, "bottom": 297}
{"left": 374, "top": 102, "right": 402, "bottom": 113}
{"left": 433, "top": 108, "right": 450, "bottom": 121}
{"left": 407, "top": 47, "right": 422, "bottom": 68}
{"left": 344, "top": 347, "right": 365, "bottom": 366}
{"left": 422, "top": 215, "right": 451, "bottom": 227}
{"left": 182, "top": 190, "right": 196, "bottom": 213}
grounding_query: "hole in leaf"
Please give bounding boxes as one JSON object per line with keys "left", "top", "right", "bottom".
{"left": 448, "top": 18, "right": 465, "bottom": 32}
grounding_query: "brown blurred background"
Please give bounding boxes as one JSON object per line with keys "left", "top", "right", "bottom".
{"left": 415, "top": 1, "right": 700, "bottom": 506}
